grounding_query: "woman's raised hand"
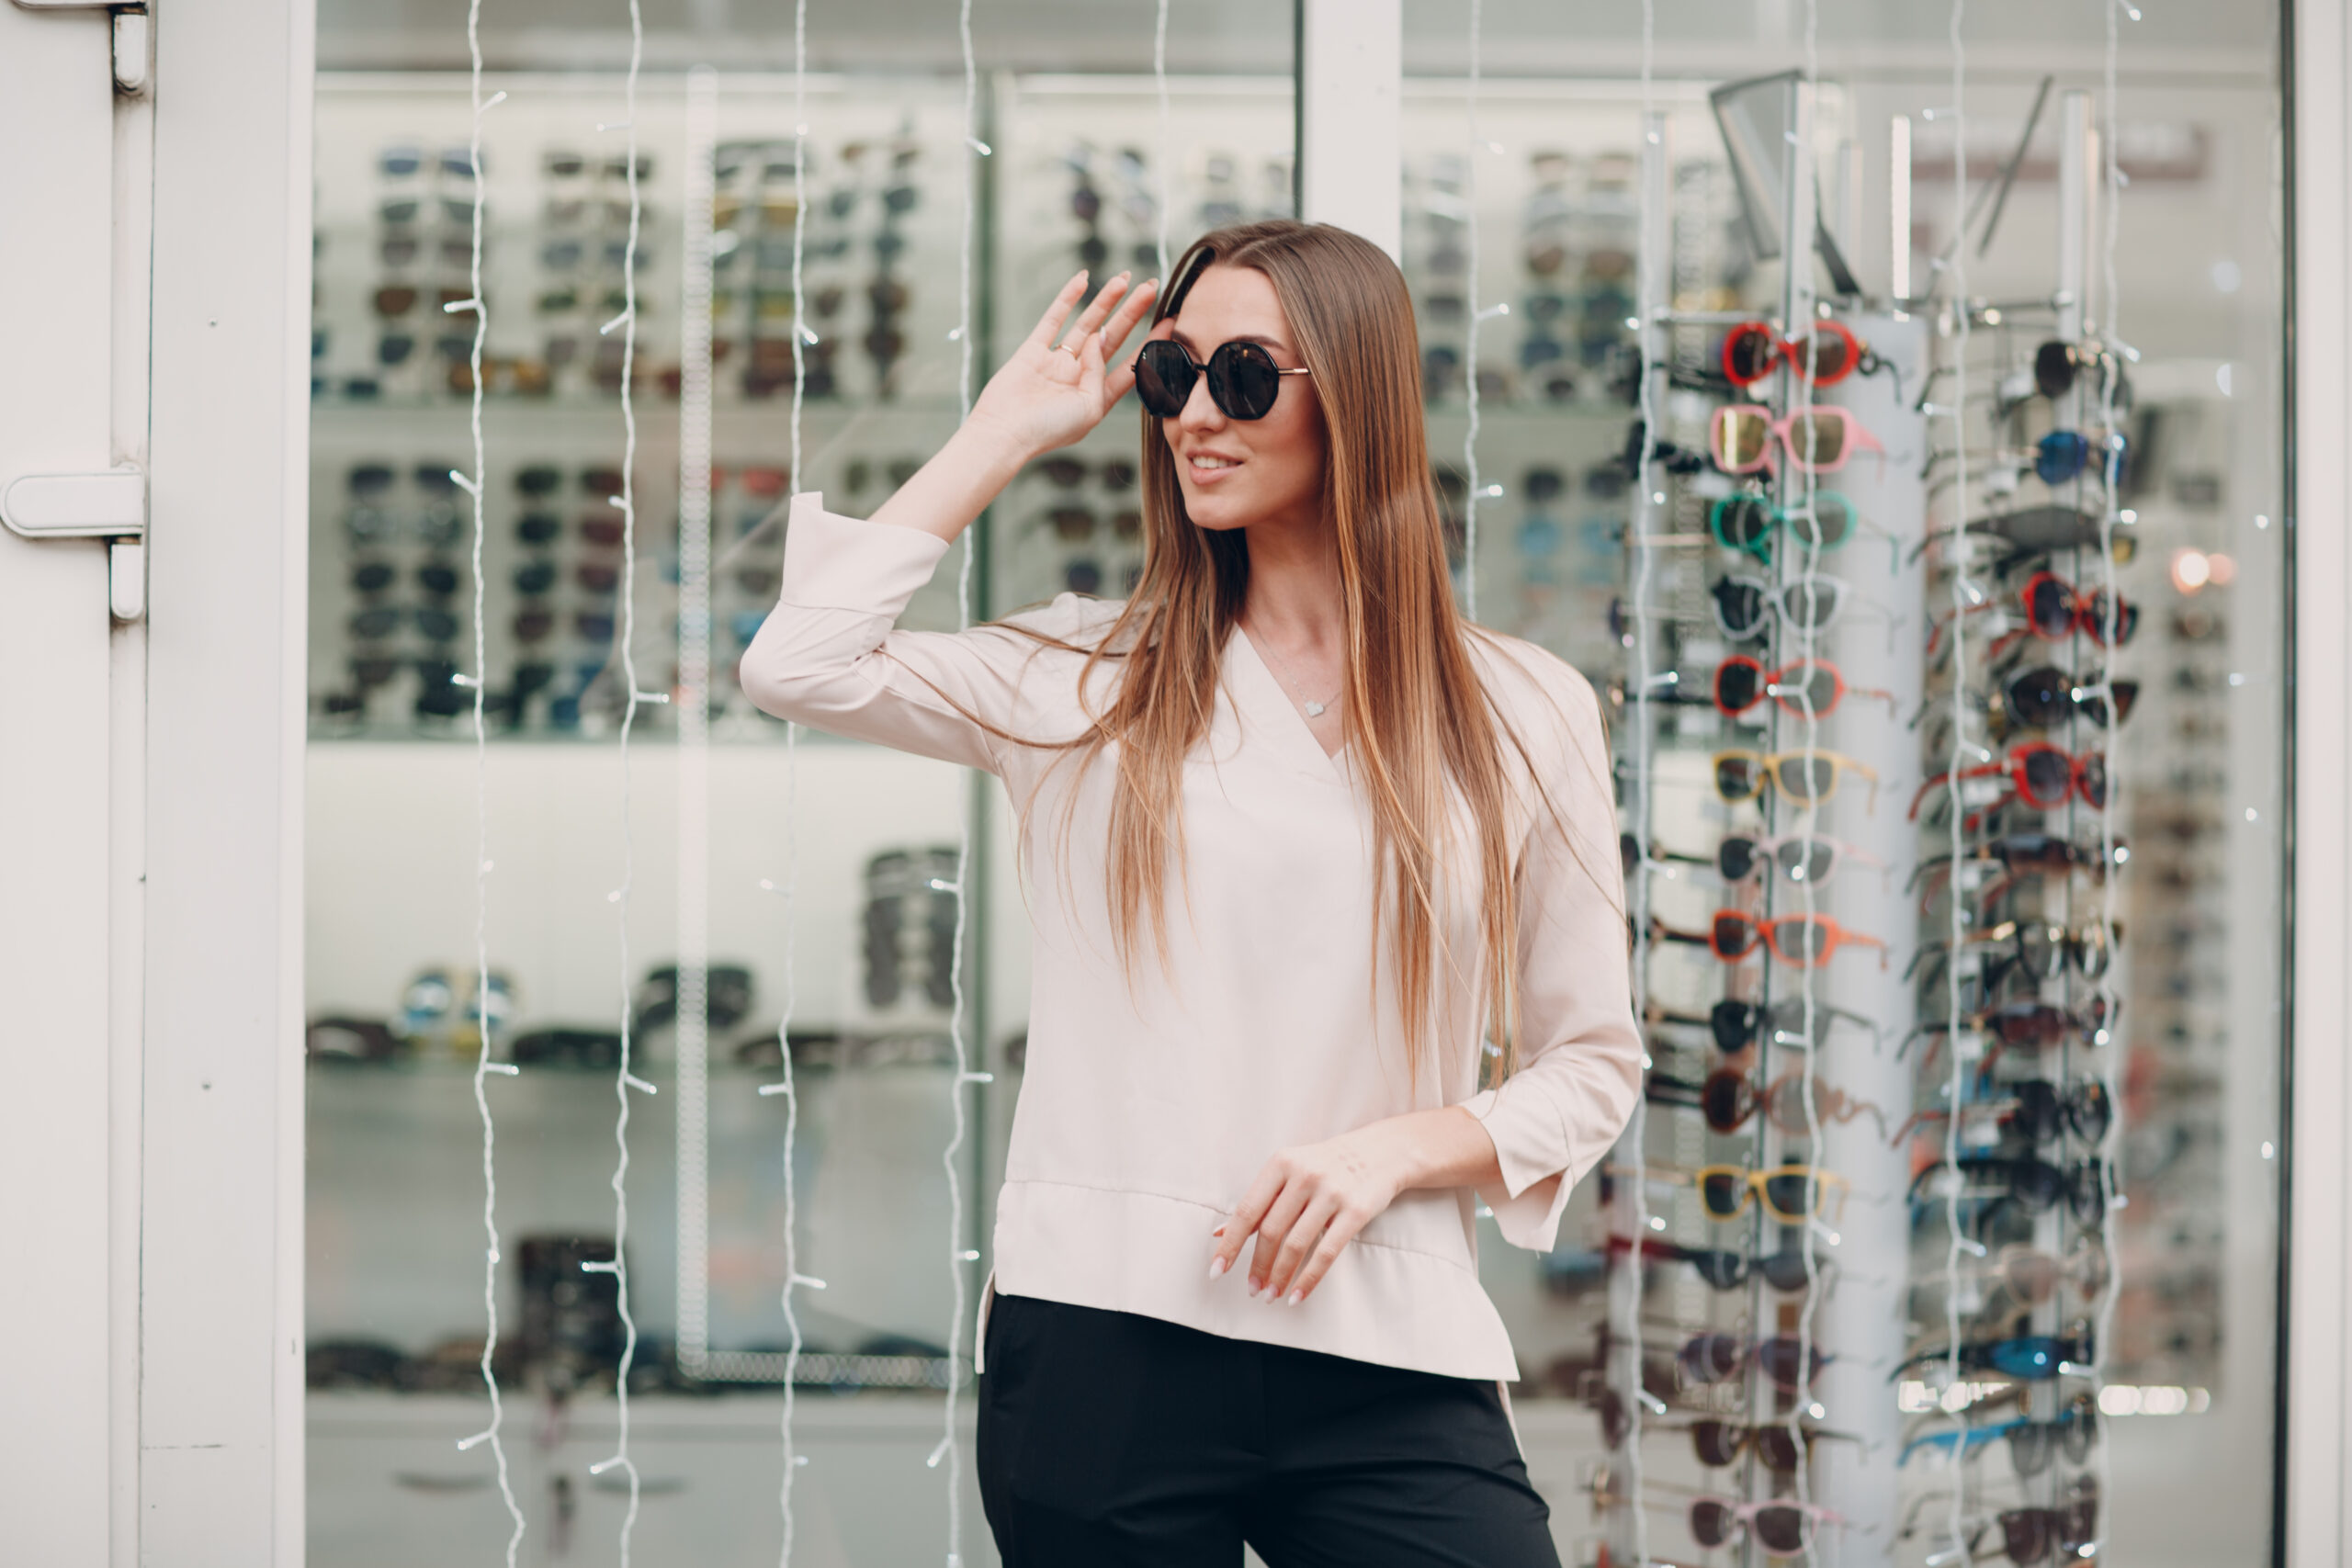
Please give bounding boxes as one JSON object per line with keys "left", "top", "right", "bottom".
{"left": 968, "top": 269, "right": 1159, "bottom": 461}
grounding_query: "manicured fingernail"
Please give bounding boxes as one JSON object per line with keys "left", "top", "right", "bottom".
{"left": 1248, "top": 1278, "right": 1264, "bottom": 1298}
{"left": 1211, "top": 1224, "right": 1226, "bottom": 1237}
{"left": 1286, "top": 1290, "right": 1304, "bottom": 1307}
{"left": 1208, "top": 1256, "right": 1227, "bottom": 1280}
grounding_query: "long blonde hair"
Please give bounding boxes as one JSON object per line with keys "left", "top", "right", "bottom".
{"left": 899, "top": 220, "right": 1616, "bottom": 1083}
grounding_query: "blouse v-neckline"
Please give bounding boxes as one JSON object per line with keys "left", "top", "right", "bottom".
{"left": 1230, "top": 624, "right": 1352, "bottom": 780}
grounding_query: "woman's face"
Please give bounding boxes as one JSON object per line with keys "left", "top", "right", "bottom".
{"left": 1148, "top": 263, "right": 1328, "bottom": 536}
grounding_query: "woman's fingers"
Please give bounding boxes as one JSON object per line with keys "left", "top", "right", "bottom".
{"left": 1263, "top": 1191, "right": 1342, "bottom": 1303}
{"left": 1099, "top": 276, "right": 1160, "bottom": 362}
{"left": 1246, "top": 1181, "right": 1315, "bottom": 1295}
{"left": 1212, "top": 1160, "right": 1287, "bottom": 1280}
{"left": 1060, "top": 270, "right": 1135, "bottom": 349}
{"left": 1283, "top": 1203, "right": 1368, "bottom": 1305}
{"left": 1021, "top": 270, "right": 1091, "bottom": 354}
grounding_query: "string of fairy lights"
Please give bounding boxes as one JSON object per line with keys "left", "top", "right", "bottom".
{"left": 447, "top": 3, "right": 525, "bottom": 1564}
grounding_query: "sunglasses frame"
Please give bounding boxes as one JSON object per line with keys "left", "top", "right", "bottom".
{"left": 1720, "top": 318, "right": 1863, "bottom": 388}
{"left": 1713, "top": 748, "right": 1882, "bottom": 811}
{"left": 1709, "top": 402, "right": 1888, "bottom": 476}
{"left": 1711, "top": 654, "right": 1898, "bottom": 720}
{"left": 1910, "top": 741, "right": 2109, "bottom": 822}
{"left": 1132, "top": 335, "right": 1312, "bottom": 422}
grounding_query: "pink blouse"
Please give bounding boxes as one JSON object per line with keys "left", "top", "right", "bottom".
{"left": 740, "top": 494, "right": 1642, "bottom": 1381}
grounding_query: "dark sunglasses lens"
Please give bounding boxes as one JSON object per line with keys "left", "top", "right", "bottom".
{"left": 1714, "top": 755, "right": 1761, "bottom": 801}
{"left": 1714, "top": 661, "right": 1762, "bottom": 712}
{"left": 1760, "top": 1247, "right": 1814, "bottom": 1292}
{"left": 1782, "top": 756, "right": 1837, "bottom": 801}
{"left": 2019, "top": 749, "right": 2074, "bottom": 806}
{"left": 1133, "top": 341, "right": 1193, "bottom": 416}
{"left": 1771, "top": 917, "right": 1831, "bottom": 964}
{"left": 1755, "top": 1427, "right": 1805, "bottom": 1472}
{"left": 1724, "top": 324, "right": 1777, "bottom": 382}
{"left": 1783, "top": 494, "right": 1855, "bottom": 549}
{"left": 1700, "top": 1073, "right": 1748, "bottom": 1134}
{"left": 2028, "top": 577, "right": 2076, "bottom": 637}
{"left": 1687, "top": 1249, "right": 1748, "bottom": 1290}
{"left": 2008, "top": 1423, "right": 2058, "bottom": 1477}
{"left": 2012, "top": 1161, "right": 2065, "bottom": 1211}
{"left": 1713, "top": 579, "right": 1768, "bottom": 638}
{"left": 1683, "top": 1331, "right": 1744, "bottom": 1380}
{"left": 1690, "top": 1419, "right": 1743, "bottom": 1467}
{"left": 1205, "top": 341, "right": 1284, "bottom": 420}
{"left": 2069, "top": 1080, "right": 2114, "bottom": 1143}
{"left": 2063, "top": 1410, "right": 2099, "bottom": 1462}
{"left": 1710, "top": 999, "right": 1758, "bottom": 1055}
{"left": 1794, "top": 330, "right": 1853, "bottom": 380}
{"left": 1717, "top": 836, "right": 1758, "bottom": 882}
{"left": 1714, "top": 495, "right": 1773, "bottom": 549}
{"left": 1711, "top": 913, "right": 1756, "bottom": 957}
{"left": 1777, "top": 665, "right": 1838, "bottom": 715}
{"left": 2002, "top": 1510, "right": 2054, "bottom": 1565}
{"left": 2081, "top": 752, "right": 2110, "bottom": 809}
{"left": 2035, "top": 341, "right": 2078, "bottom": 399}
{"left": 1698, "top": 1173, "right": 1746, "bottom": 1220}
{"left": 2092, "top": 592, "right": 2138, "bottom": 645}
{"left": 1779, "top": 580, "right": 1840, "bottom": 629}
{"left": 1761, "top": 1170, "right": 1817, "bottom": 1216}
{"left": 2071, "top": 1163, "right": 2109, "bottom": 1224}
{"left": 1776, "top": 839, "right": 1835, "bottom": 884}
{"left": 1754, "top": 1506, "right": 1810, "bottom": 1555}
{"left": 2012, "top": 1081, "right": 2063, "bottom": 1143}
{"left": 2007, "top": 668, "right": 2068, "bottom": 728}
{"left": 1758, "top": 1337, "right": 1821, "bottom": 1390}
{"left": 1690, "top": 1501, "right": 1737, "bottom": 1550}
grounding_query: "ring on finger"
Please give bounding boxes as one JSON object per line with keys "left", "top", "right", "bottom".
{"left": 1057, "top": 341, "right": 1083, "bottom": 358}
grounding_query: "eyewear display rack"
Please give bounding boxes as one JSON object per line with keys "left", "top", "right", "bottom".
{"left": 1899, "top": 88, "right": 2128, "bottom": 1565}
{"left": 1596, "top": 75, "right": 1938, "bottom": 1568}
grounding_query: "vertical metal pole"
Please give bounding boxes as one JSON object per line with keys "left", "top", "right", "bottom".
{"left": 2059, "top": 91, "right": 2092, "bottom": 357}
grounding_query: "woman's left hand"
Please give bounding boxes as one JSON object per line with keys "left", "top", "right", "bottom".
{"left": 1209, "top": 1127, "right": 1407, "bottom": 1307}
{"left": 1208, "top": 1107, "right": 1504, "bottom": 1306}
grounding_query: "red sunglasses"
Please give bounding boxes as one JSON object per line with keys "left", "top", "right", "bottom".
{"left": 1713, "top": 656, "right": 1897, "bottom": 720}
{"left": 1721, "top": 319, "right": 1864, "bottom": 388}
{"left": 1910, "top": 742, "right": 2109, "bottom": 828}
{"left": 1657, "top": 911, "right": 1889, "bottom": 969}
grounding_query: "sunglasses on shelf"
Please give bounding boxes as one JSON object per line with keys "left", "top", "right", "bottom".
{"left": 1626, "top": 1160, "right": 1850, "bottom": 1225}
{"left": 1912, "top": 919, "right": 2121, "bottom": 989}
{"left": 1995, "top": 665, "right": 2139, "bottom": 730}
{"left": 1706, "top": 490, "right": 1892, "bottom": 563}
{"left": 1911, "top": 741, "right": 2109, "bottom": 823}
{"left": 1710, "top": 403, "right": 1887, "bottom": 476}
{"left": 1713, "top": 748, "right": 1880, "bottom": 811}
{"left": 2027, "top": 428, "right": 2127, "bottom": 487}
{"left": 1603, "top": 1234, "right": 1819, "bottom": 1293}
{"left": 1631, "top": 829, "right": 1883, "bottom": 888}
{"left": 1891, "top": 1328, "right": 2095, "bottom": 1384}
{"left": 1901, "top": 1002, "right": 2115, "bottom": 1065}
{"left": 1647, "top": 1066, "right": 1886, "bottom": 1139}
{"left": 1923, "top": 1241, "right": 2112, "bottom": 1311}
{"left": 1996, "top": 570, "right": 2139, "bottom": 654}
{"left": 1712, "top": 655, "right": 1897, "bottom": 721}
{"left": 1133, "top": 336, "right": 1312, "bottom": 422}
{"left": 1721, "top": 319, "right": 1865, "bottom": 388}
{"left": 1892, "top": 1076, "right": 2113, "bottom": 1150}
{"left": 1676, "top": 1330, "right": 1831, "bottom": 1393}
{"left": 1917, "top": 502, "right": 2128, "bottom": 564}
{"left": 1690, "top": 1496, "right": 1845, "bottom": 1555}
{"left": 1912, "top": 831, "right": 2124, "bottom": 893}
{"left": 1656, "top": 910, "right": 1889, "bottom": 970}
{"left": 1708, "top": 571, "right": 1896, "bottom": 642}
{"left": 1909, "top": 1156, "right": 2109, "bottom": 1226}
{"left": 1898, "top": 1398, "right": 2101, "bottom": 1474}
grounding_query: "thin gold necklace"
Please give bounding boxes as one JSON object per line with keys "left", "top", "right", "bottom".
{"left": 1248, "top": 621, "right": 1342, "bottom": 717}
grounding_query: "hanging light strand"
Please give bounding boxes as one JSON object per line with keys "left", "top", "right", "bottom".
{"left": 448, "top": 7, "right": 525, "bottom": 1563}
{"left": 1938, "top": 3, "right": 1977, "bottom": 1562}
{"left": 1459, "top": 0, "right": 1486, "bottom": 622}
{"left": 589, "top": 6, "right": 655, "bottom": 1562}
{"left": 926, "top": 8, "right": 983, "bottom": 1566}
{"left": 1619, "top": 2, "right": 1660, "bottom": 1562}
{"left": 1153, "top": 0, "right": 1171, "bottom": 283}
{"left": 2087, "top": 0, "right": 2137, "bottom": 1545}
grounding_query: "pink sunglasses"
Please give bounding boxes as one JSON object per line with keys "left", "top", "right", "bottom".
{"left": 1709, "top": 403, "right": 1887, "bottom": 476}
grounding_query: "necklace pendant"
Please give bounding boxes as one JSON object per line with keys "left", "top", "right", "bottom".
{"left": 1304, "top": 700, "right": 1327, "bottom": 717}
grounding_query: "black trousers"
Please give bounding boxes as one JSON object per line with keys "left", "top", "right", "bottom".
{"left": 977, "top": 1292, "right": 1562, "bottom": 1568}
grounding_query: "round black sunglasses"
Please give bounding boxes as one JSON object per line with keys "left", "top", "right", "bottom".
{"left": 1133, "top": 337, "right": 1311, "bottom": 422}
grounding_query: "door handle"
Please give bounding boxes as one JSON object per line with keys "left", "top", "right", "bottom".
{"left": 2, "top": 468, "right": 145, "bottom": 539}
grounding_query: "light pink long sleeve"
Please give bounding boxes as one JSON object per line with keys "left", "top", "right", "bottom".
{"left": 741, "top": 493, "right": 1642, "bottom": 1381}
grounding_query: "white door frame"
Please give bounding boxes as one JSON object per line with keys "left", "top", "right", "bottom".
{"left": 138, "top": 0, "right": 315, "bottom": 1561}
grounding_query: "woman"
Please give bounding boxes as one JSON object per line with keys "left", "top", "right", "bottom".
{"left": 741, "top": 220, "right": 1641, "bottom": 1566}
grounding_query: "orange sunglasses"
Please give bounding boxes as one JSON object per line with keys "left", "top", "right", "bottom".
{"left": 1656, "top": 911, "right": 1890, "bottom": 969}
